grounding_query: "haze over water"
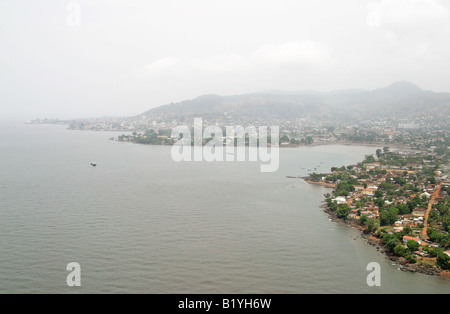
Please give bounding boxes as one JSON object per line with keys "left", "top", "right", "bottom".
{"left": 0, "top": 121, "right": 448, "bottom": 293}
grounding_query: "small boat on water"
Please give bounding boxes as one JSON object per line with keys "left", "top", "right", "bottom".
{"left": 90, "top": 162, "right": 97, "bottom": 167}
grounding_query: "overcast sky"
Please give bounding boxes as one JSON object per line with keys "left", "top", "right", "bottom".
{"left": 1, "top": 0, "right": 450, "bottom": 119}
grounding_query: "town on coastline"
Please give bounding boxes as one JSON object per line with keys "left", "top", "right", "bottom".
{"left": 27, "top": 113, "right": 447, "bottom": 150}
{"left": 27, "top": 108, "right": 450, "bottom": 276}
{"left": 305, "top": 146, "right": 450, "bottom": 276}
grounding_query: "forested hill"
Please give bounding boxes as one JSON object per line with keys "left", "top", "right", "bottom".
{"left": 137, "top": 81, "right": 450, "bottom": 123}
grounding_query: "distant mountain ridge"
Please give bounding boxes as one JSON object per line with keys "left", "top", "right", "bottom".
{"left": 137, "top": 81, "right": 450, "bottom": 122}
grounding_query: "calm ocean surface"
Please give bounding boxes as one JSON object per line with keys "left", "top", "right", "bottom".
{"left": 0, "top": 121, "right": 448, "bottom": 294}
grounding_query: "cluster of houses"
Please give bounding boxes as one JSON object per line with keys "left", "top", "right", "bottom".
{"left": 401, "top": 236, "right": 450, "bottom": 258}
{"left": 325, "top": 159, "right": 450, "bottom": 259}
{"left": 328, "top": 159, "right": 449, "bottom": 234}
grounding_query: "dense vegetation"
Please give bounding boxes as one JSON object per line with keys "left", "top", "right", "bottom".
{"left": 318, "top": 147, "right": 450, "bottom": 272}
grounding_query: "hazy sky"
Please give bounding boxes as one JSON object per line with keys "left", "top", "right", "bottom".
{"left": 1, "top": 0, "right": 450, "bottom": 119}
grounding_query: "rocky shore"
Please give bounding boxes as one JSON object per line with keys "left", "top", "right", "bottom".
{"left": 318, "top": 202, "right": 448, "bottom": 278}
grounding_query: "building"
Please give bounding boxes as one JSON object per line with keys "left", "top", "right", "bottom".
{"left": 349, "top": 209, "right": 359, "bottom": 218}
{"left": 420, "top": 192, "right": 431, "bottom": 199}
{"left": 365, "top": 162, "right": 381, "bottom": 170}
{"left": 412, "top": 208, "right": 426, "bottom": 217}
{"left": 362, "top": 188, "right": 376, "bottom": 196}
{"left": 332, "top": 196, "right": 347, "bottom": 205}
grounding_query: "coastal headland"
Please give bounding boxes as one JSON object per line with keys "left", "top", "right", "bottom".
{"left": 305, "top": 147, "right": 450, "bottom": 277}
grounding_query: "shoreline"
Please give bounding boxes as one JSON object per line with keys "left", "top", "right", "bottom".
{"left": 312, "top": 183, "right": 449, "bottom": 278}
{"left": 304, "top": 180, "right": 336, "bottom": 188}
{"left": 24, "top": 122, "right": 415, "bottom": 150}
{"left": 115, "top": 138, "right": 412, "bottom": 150}
{"left": 311, "top": 141, "right": 412, "bottom": 149}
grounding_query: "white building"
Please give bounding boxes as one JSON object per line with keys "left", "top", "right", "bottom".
{"left": 332, "top": 196, "right": 347, "bottom": 205}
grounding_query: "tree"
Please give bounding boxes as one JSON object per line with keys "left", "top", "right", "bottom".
{"left": 360, "top": 215, "right": 368, "bottom": 225}
{"left": 380, "top": 207, "right": 399, "bottom": 226}
{"left": 428, "top": 228, "right": 442, "bottom": 243}
{"left": 364, "top": 155, "right": 376, "bottom": 163}
{"left": 382, "top": 233, "right": 400, "bottom": 252}
{"left": 364, "top": 218, "right": 378, "bottom": 232}
{"left": 386, "top": 238, "right": 400, "bottom": 252}
{"left": 376, "top": 149, "right": 382, "bottom": 158}
{"left": 437, "top": 253, "right": 450, "bottom": 270}
{"left": 397, "top": 203, "right": 410, "bottom": 215}
{"left": 428, "top": 176, "right": 436, "bottom": 185}
{"left": 402, "top": 226, "right": 412, "bottom": 236}
{"left": 333, "top": 180, "right": 352, "bottom": 196}
{"left": 280, "top": 135, "right": 289, "bottom": 143}
{"left": 436, "top": 201, "right": 449, "bottom": 217}
{"left": 336, "top": 204, "right": 350, "bottom": 219}
{"left": 394, "top": 244, "right": 407, "bottom": 257}
{"left": 394, "top": 177, "right": 407, "bottom": 186}
{"left": 374, "top": 197, "right": 385, "bottom": 208}
{"left": 407, "top": 240, "right": 420, "bottom": 252}
{"left": 405, "top": 254, "right": 417, "bottom": 263}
